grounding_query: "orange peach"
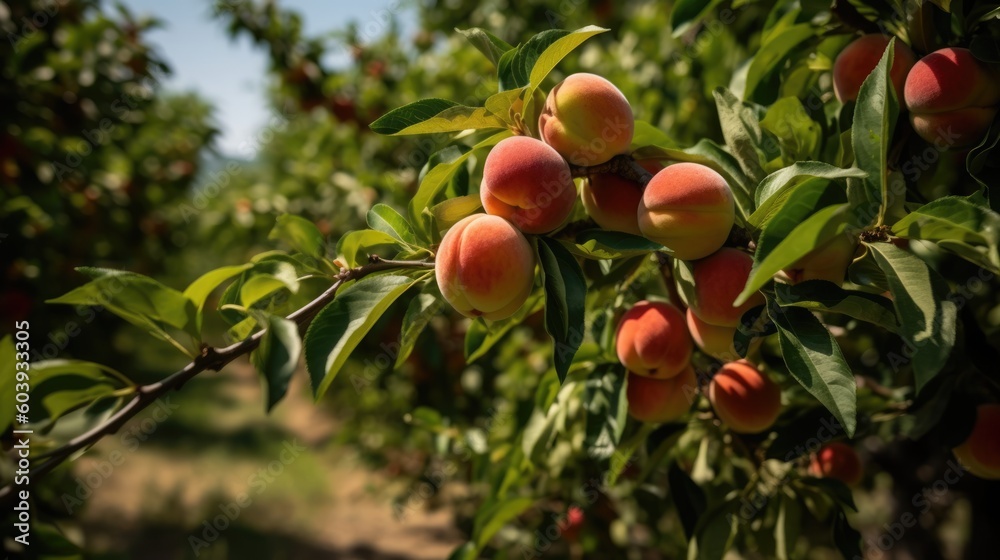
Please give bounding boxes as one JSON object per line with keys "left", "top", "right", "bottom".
{"left": 953, "top": 403, "right": 1000, "bottom": 480}
{"left": 783, "top": 234, "right": 858, "bottom": 286}
{"left": 615, "top": 300, "right": 692, "bottom": 379}
{"left": 626, "top": 366, "right": 698, "bottom": 423}
{"left": 904, "top": 47, "right": 1000, "bottom": 148}
{"left": 538, "top": 73, "right": 634, "bottom": 166}
{"left": 832, "top": 34, "right": 916, "bottom": 103}
{"left": 580, "top": 160, "right": 663, "bottom": 235}
{"left": 686, "top": 308, "right": 754, "bottom": 361}
{"left": 481, "top": 136, "right": 577, "bottom": 234}
{"left": 708, "top": 360, "right": 781, "bottom": 434}
{"left": 809, "top": 442, "right": 864, "bottom": 486}
{"left": 435, "top": 214, "right": 535, "bottom": 321}
{"left": 637, "top": 163, "right": 735, "bottom": 261}
{"left": 687, "top": 248, "right": 764, "bottom": 328}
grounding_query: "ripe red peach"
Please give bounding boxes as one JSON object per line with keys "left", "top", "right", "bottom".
{"left": 580, "top": 160, "right": 663, "bottom": 235}
{"left": 809, "top": 442, "right": 864, "bottom": 487}
{"left": 637, "top": 163, "right": 735, "bottom": 261}
{"left": 435, "top": 214, "right": 535, "bottom": 321}
{"left": 615, "top": 300, "right": 692, "bottom": 379}
{"left": 832, "top": 34, "right": 916, "bottom": 103}
{"left": 708, "top": 360, "right": 781, "bottom": 434}
{"left": 953, "top": 403, "right": 1000, "bottom": 480}
{"left": 904, "top": 47, "right": 1000, "bottom": 148}
{"left": 687, "top": 248, "right": 765, "bottom": 328}
{"left": 783, "top": 234, "right": 858, "bottom": 286}
{"left": 538, "top": 73, "right": 634, "bottom": 166}
{"left": 481, "top": 136, "right": 577, "bottom": 234}
{"left": 626, "top": 366, "right": 698, "bottom": 423}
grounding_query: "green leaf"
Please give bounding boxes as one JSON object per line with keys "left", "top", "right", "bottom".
{"left": 251, "top": 315, "right": 301, "bottom": 412}
{"left": 337, "top": 229, "right": 401, "bottom": 268}
{"left": 687, "top": 501, "right": 738, "bottom": 560}
{"left": 537, "top": 237, "right": 586, "bottom": 382}
{"left": 671, "top": 0, "right": 725, "bottom": 37}
{"left": 631, "top": 120, "right": 677, "bottom": 149}
{"left": 759, "top": 97, "right": 822, "bottom": 163}
{"left": 409, "top": 130, "right": 512, "bottom": 235}
{"left": 851, "top": 39, "right": 899, "bottom": 219}
{"left": 304, "top": 273, "right": 427, "bottom": 399}
{"left": 372, "top": 99, "right": 492, "bottom": 135}
{"left": 184, "top": 264, "right": 253, "bottom": 332}
{"left": 472, "top": 497, "right": 534, "bottom": 550}
{"left": 367, "top": 203, "right": 419, "bottom": 245}
{"left": 738, "top": 203, "right": 852, "bottom": 306}
{"left": 48, "top": 269, "right": 197, "bottom": 355}
{"left": 774, "top": 281, "right": 899, "bottom": 333}
{"left": 966, "top": 113, "right": 1000, "bottom": 210}
{"left": 866, "top": 242, "right": 957, "bottom": 391}
{"left": 775, "top": 494, "right": 802, "bottom": 560}
{"left": 526, "top": 26, "right": 608, "bottom": 89}
{"left": 669, "top": 462, "right": 707, "bottom": 540}
{"left": 498, "top": 27, "right": 608, "bottom": 91}
{"left": 750, "top": 163, "right": 865, "bottom": 228}
{"left": 768, "top": 299, "right": 857, "bottom": 437}
{"left": 713, "top": 87, "right": 769, "bottom": 186}
{"left": 832, "top": 505, "right": 863, "bottom": 559}
{"left": 745, "top": 25, "right": 815, "bottom": 103}
{"left": 457, "top": 27, "right": 514, "bottom": 67}
{"left": 465, "top": 293, "right": 545, "bottom": 362}
{"left": 562, "top": 230, "right": 664, "bottom": 260}
{"left": 395, "top": 285, "right": 444, "bottom": 368}
{"left": 40, "top": 382, "right": 117, "bottom": 424}
{"left": 0, "top": 336, "right": 17, "bottom": 432}
{"left": 269, "top": 214, "right": 326, "bottom": 258}
{"left": 240, "top": 261, "right": 300, "bottom": 308}
{"left": 429, "top": 195, "right": 483, "bottom": 230}
{"left": 891, "top": 194, "right": 1000, "bottom": 249}
{"left": 583, "top": 367, "right": 628, "bottom": 460}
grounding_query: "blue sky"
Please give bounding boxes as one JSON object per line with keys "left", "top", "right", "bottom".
{"left": 120, "top": 0, "right": 417, "bottom": 156}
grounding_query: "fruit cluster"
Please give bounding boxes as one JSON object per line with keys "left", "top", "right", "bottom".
{"left": 833, "top": 35, "right": 1000, "bottom": 149}
{"left": 435, "top": 61, "right": 1000, "bottom": 482}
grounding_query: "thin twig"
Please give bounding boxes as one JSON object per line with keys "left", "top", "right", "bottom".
{"left": 0, "top": 256, "right": 433, "bottom": 507}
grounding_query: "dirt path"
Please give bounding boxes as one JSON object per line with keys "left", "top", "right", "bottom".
{"left": 70, "top": 360, "right": 464, "bottom": 559}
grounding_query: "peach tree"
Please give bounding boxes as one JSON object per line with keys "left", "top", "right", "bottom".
{"left": 4, "top": 1, "right": 1000, "bottom": 557}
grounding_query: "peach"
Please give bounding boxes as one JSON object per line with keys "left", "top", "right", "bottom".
{"left": 832, "top": 34, "right": 916, "bottom": 103}
{"left": 708, "top": 360, "right": 781, "bottom": 434}
{"left": 687, "top": 248, "right": 765, "bottom": 328}
{"left": 783, "top": 234, "right": 858, "bottom": 286}
{"left": 637, "top": 163, "right": 735, "bottom": 261}
{"left": 615, "top": 300, "right": 692, "bottom": 379}
{"left": 435, "top": 214, "right": 535, "bottom": 321}
{"left": 809, "top": 442, "right": 864, "bottom": 487}
{"left": 580, "top": 160, "right": 663, "bottom": 235}
{"left": 953, "top": 403, "right": 1000, "bottom": 480}
{"left": 626, "top": 366, "right": 698, "bottom": 423}
{"left": 558, "top": 506, "right": 585, "bottom": 542}
{"left": 480, "top": 136, "right": 577, "bottom": 234}
{"left": 686, "top": 308, "right": 754, "bottom": 361}
{"left": 904, "top": 47, "right": 1000, "bottom": 148}
{"left": 538, "top": 73, "right": 635, "bottom": 166}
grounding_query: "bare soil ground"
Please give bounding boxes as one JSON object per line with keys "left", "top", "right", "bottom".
{"left": 69, "top": 361, "right": 464, "bottom": 560}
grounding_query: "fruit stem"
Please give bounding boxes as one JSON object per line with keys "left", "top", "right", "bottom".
{"left": 569, "top": 154, "right": 654, "bottom": 189}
